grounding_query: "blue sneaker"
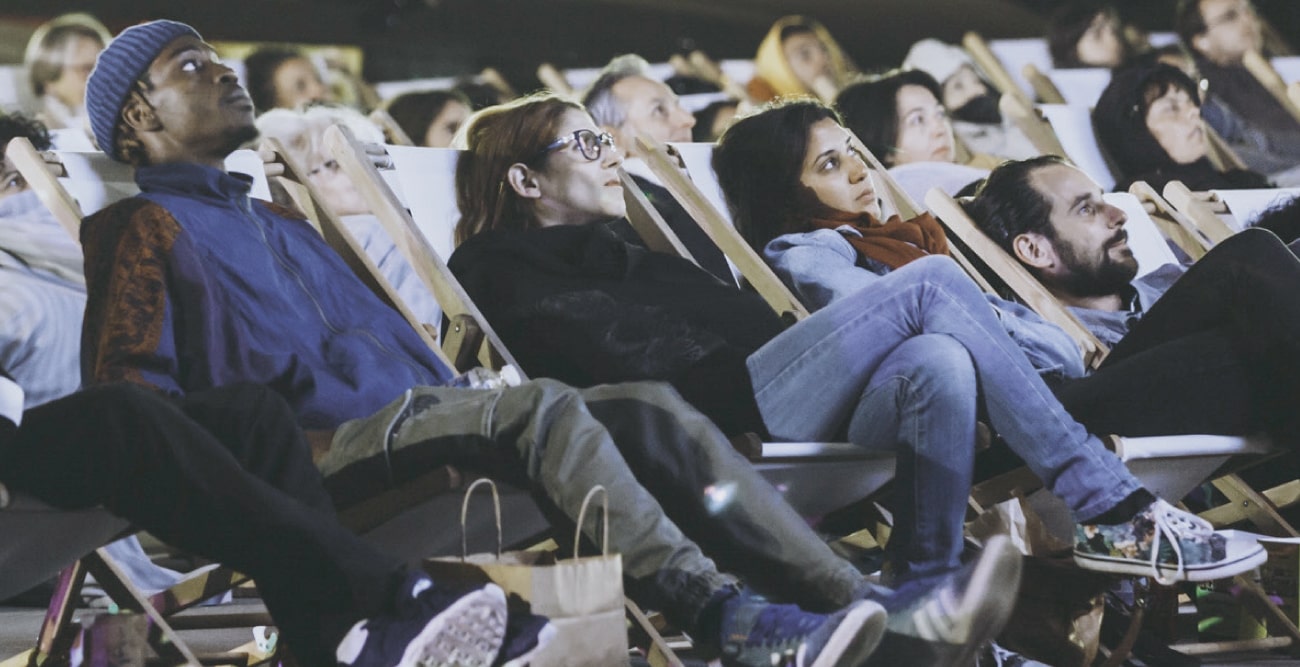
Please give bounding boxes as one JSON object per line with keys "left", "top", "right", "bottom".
{"left": 866, "top": 534, "right": 1023, "bottom": 667}
{"left": 336, "top": 573, "right": 507, "bottom": 667}
{"left": 492, "top": 600, "right": 556, "bottom": 667}
{"left": 718, "top": 590, "right": 887, "bottom": 667}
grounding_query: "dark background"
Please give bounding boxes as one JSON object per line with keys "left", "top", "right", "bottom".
{"left": 2, "top": 0, "right": 1297, "bottom": 87}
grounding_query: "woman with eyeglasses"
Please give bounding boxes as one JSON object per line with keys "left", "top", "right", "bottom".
{"left": 446, "top": 94, "right": 1256, "bottom": 640}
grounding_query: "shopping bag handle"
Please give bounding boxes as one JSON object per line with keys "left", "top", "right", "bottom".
{"left": 459, "top": 478, "right": 503, "bottom": 561}
{"left": 573, "top": 485, "right": 609, "bottom": 557}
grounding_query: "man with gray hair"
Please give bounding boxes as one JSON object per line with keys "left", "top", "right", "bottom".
{"left": 582, "top": 55, "right": 734, "bottom": 283}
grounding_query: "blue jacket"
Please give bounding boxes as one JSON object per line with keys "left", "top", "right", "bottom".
{"left": 81, "top": 162, "right": 454, "bottom": 428}
{"left": 763, "top": 227, "right": 1087, "bottom": 380}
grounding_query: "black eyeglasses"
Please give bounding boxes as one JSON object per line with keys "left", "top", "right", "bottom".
{"left": 532, "top": 129, "right": 616, "bottom": 163}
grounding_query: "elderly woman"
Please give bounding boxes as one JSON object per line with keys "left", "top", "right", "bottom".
{"left": 23, "top": 13, "right": 110, "bottom": 132}
{"left": 1093, "top": 62, "right": 1271, "bottom": 191}
{"left": 746, "top": 15, "right": 855, "bottom": 103}
{"left": 834, "top": 69, "right": 1000, "bottom": 201}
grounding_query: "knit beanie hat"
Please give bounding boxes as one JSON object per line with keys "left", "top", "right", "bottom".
{"left": 902, "top": 39, "right": 973, "bottom": 86}
{"left": 85, "top": 20, "right": 200, "bottom": 161}
{"left": 1092, "top": 63, "right": 1188, "bottom": 180}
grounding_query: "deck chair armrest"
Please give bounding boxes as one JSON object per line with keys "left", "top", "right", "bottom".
{"left": 1116, "top": 434, "right": 1275, "bottom": 462}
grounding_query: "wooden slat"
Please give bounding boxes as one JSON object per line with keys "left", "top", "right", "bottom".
{"left": 1210, "top": 473, "right": 1300, "bottom": 537}
{"left": 83, "top": 549, "right": 201, "bottom": 666}
{"left": 636, "top": 135, "right": 810, "bottom": 322}
{"left": 1201, "top": 479, "right": 1300, "bottom": 526}
{"left": 320, "top": 125, "right": 524, "bottom": 374}
{"left": 1128, "top": 181, "right": 1212, "bottom": 259}
{"left": 1161, "top": 180, "right": 1237, "bottom": 246}
{"left": 6, "top": 137, "right": 80, "bottom": 238}
{"left": 1243, "top": 50, "right": 1300, "bottom": 127}
{"left": 620, "top": 169, "right": 698, "bottom": 263}
{"left": 1000, "top": 93, "right": 1069, "bottom": 158}
{"left": 962, "top": 32, "right": 1032, "bottom": 106}
{"left": 1023, "top": 63, "right": 1066, "bottom": 104}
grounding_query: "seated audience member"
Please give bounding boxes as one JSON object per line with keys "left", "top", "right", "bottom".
{"left": 581, "top": 55, "right": 734, "bottom": 283}
{"left": 383, "top": 89, "right": 472, "bottom": 148}
{"left": 1176, "top": 0, "right": 1300, "bottom": 177}
{"left": 967, "top": 155, "right": 1300, "bottom": 446}
{"left": 902, "top": 39, "right": 1037, "bottom": 161}
{"left": 746, "top": 16, "right": 855, "bottom": 103}
{"left": 254, "top": 104, "right": 441, "bottom": 325}
{"left": 694, "top": 99, "right": 739, "bottom": 142}
{"left": 1048, "top": 2, "right": 1134, "bottom": 69}
{"left": 1093, "top": 62, "right": 1272, "bottom": 191}
{"left": 80, "top": 21, "right": 919, "bottom": 667}
{"left": 245, "top": 47, "right": 333, "bottom": 113}
{"left": 0, "top": 375, "right": 547, "bottom": 667}
{"left": 708, "top": 99, "right": 1264, "bottom": 583}
{"left": 453, "top": 78, "right": 512, "bottom": 111}
{"left": 446, "top": 94, "right": 1254, "bottom": 639}
{"left": 23, "top": 13, "right": 110, "bottom": 133}
{"left": 0, "top": 113, "right": 84, "bottom": 408}
{"left": 0, "top": 112, "right": 189, "bottom": 598}
{"left": 834, "top": 70, "right": 1000, "bottom": 202}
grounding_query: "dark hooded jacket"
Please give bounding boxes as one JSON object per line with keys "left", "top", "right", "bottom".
{"left": 1092, "top": 63, "right": 1270, "bottom": 193}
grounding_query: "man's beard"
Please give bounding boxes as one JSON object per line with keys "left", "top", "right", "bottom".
{"left": 1054, "top": 233, "right": 1140, "bottom": 298}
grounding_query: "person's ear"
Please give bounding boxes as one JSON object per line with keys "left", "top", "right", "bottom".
{"left": 505, "top": 163, "right": 541, "bottom": 199}
{"left": 1011, "top": 232, "right": 1055, "bottom": 269}
{"left": 121, "top": 90, "right": 162, "bottom": 133}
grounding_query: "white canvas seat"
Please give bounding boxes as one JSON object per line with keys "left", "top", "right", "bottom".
{"left": 1047, "top": 67, "right": 1111, "bottom": 107}
{"left": 987, "top": 37, "right": 1053, "bottom": 100}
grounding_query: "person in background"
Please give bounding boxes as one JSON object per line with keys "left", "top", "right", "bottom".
{"left": 384, "top": 89, "right": 472, "bottom": 148}
{"left": 1048, "top": 1, "right": 1134, "bottom": 69}
{"left": 746, "top": 15, "right": 855, "bottom": 103}
{"left": 245, "top": 47, "right": 333, "bottom": 113}
{"left": 1093, "top": 62, "right": 1273, "bottom": 191}
{"left": 693, "top": 99, "right": 739, "bottom": 142}
{"left": 835, "top": 69, "right": 1001, "bottom": 202}
{"left": 902, "top": 39, "right": 1037, "bottom": 160}
{"left": 23, "top": 13, "right": 110, "bottom": 133}
{"left": 255, "top": 104, "right": 442, "bottom": 326}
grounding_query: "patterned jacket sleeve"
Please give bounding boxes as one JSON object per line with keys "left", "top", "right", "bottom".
{"left": 80, "top": 199, "right": 186, "bottom": 395}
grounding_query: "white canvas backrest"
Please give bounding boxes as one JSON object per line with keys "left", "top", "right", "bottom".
{"left": 374, "top": 76, "right": 461, "bottom": 101}
{"left": 1038, "top": 104, "right": 1116, "bottom": 191}
{"left": 1271, "top": 56, "right": 1300, "bottom": 84}
{"left": 988, "top": 38, "right": 1053, "bottom": 99}
{"left": 48, "top": 128, "right": 95, "bottom": 151}
{"left": 56, "top": 148, "right": 273, "bottom": 218}
{"left": 1048, "top": 68, "right": 1112, "bottom": 107}
{"left": 888, "top": 161, "right": 990, "bottom": 205}
{"left": 1103, "top": 192, "right": 1179, "bottom": 278}
{"left": 1211, "top": 188, "right": 1300, "bottom": 231}
{"left": 667, "top": 142, "right": 732, "bottom": 227}
{"left": 563, "top": 62, "right": 678, "bottom": 92}
{"left": 384, "top": 145, "right": 462, "bottom": 260}
{"left": 0, "top": 65, "right": 35, "bottom": 114}
{"left": 1148, "top": 32, "right": 1180, "bottom": 48}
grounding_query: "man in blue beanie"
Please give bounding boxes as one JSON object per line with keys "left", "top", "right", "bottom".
{"left": 79, "top": 19, "right": 1025, "bottom": 667}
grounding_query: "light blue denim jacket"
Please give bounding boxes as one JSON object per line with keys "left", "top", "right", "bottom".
{"left": 763, "top": 228, "right": 1087, "bottom": 380}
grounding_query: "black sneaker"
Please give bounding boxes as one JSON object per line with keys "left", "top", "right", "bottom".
{"left": 867, "top": 534, "right": 1024, "bottom": 667}
{"left": 492, "top": 603, "right": 556, "bottom": 667}
{"left": 718, "top": 589, "right": 887, "bottom": 667}
{"left": 336, "top": 573, "right": 507, "bottom": 667}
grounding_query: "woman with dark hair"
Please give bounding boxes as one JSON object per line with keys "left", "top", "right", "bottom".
{"left": 384, "top": 89, "right": 472, "bottom": 148}
{"left": 243, "top": 47, "right": 332, "bottom": 114}
{"left": 835, "top": 70, "right": 998, "bottom": 201}
{"left": 445, "top": 94, "right": 1253, "bottom": 649}
{"left": 1048, "top": 2, "right": 1133, "bottom": 69}
{"left": 1093, "top": 62, "right": 1270, "bottom": 191}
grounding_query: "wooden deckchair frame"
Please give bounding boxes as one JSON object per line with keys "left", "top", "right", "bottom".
{"left": 1242, "top": 50, "right": 1300, "bottom": 127}
{"left": 962, "top": 32, "right": 1033, "bottom": 106}
{"left": 1022, "top": 63, "right": 1067, "bottom": 104}
{"left": 1161, "top": 181, "right": 1240, "bottom": 246}
{"left": 318, "top": 125, "right": 523, "bottom": 373}
{"left": 1127, "top": 181, "right": 1213, "bottom": 260}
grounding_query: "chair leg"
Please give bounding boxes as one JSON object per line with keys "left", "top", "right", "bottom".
{"left": 625, "top": 598, "right": 684, "bottom": 667}
{"left": 82, "top": 548, "right": 200, "bottom": 665}
{"left": 31, "top": 561, "right": 88, "bottom": 666}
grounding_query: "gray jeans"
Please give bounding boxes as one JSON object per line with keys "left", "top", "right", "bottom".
{"left": 323, "top": 379, "right": 865, "bottom": 628}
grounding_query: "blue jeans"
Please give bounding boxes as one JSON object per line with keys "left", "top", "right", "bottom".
{"left": 747, "top": 256, "right": 1142, "bottom": 582}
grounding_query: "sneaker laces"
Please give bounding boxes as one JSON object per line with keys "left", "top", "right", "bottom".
{"left": 1148, "top": 499, "right": 1214, "bottom": 586}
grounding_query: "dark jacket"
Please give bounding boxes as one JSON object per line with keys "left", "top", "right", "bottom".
{"left": 449, "top": 222, "right": 780, "bottom": 436}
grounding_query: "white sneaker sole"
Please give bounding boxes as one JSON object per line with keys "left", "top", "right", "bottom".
{"left": 800, "top": 599, "right": 888, "bottom": 667}
{"left": 402, "top": 583, "right": 508, "bottom": 667}
{"left": 1074, "top": 539, "right": 1268, "bottom": 582}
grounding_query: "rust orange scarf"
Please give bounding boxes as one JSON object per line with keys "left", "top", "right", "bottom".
{"left": 810, "top": 212, "right": 949, "bottom": 269}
